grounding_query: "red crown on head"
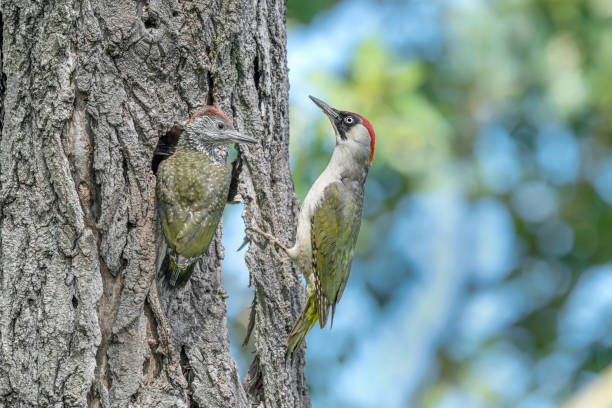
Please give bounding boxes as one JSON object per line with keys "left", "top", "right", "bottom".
{"left": 187, "top": 106, "right": 232, "bottom": 125}
{"left": 353, "top": 113, "right": 375, "bottom": 163}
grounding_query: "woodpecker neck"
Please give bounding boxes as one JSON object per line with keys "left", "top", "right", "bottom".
{"left": 179, "top": 129, "right": 213, "bottom": 151}
{"left": 177, "top": 134, "right": 228, "bottom": 165}
{"left": 326, "top": 141, "right": 370, "bottom": 189}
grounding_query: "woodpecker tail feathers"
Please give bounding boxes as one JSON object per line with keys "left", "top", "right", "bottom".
{"left": 287, "top": 296, "right": 319, "bottom": 353}
{"left": 157, "top": 249, "right": 197, "bottom": 289}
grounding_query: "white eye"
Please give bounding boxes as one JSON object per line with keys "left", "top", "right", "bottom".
{"left": 344, "top": 116, "right": 354, "bottom": 125}
{"left": 217, "top": 122, "right": 225, "bottom": 130}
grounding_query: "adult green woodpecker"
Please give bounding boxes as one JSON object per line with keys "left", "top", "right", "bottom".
{"left": 249, "top": 96, "right": 375, "bottom": 352}
{"left": 155, "top": 106, "right": 256, "bottom": 287}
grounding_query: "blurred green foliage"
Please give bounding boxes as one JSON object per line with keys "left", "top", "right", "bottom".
{"left": 285, "top": 0, "right": 612, "bottom": 406}
{"left": 313, "top": 41, "right": 453, "bottom": 185}
{"left": 287, "top": 0, "right": 341, "bottom": 25}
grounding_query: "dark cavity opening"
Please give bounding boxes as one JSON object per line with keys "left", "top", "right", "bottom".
{"left": 143, "top": 15, "right": 159, "bottom": 29}
{"left": 152, "top": 124, "right": 184, "bottom": 173}
{"left": 253, "top": 54, "right": 261, "bottom": 90}
{"left": 206, "top": 72, "right": 214, "bottom": 105}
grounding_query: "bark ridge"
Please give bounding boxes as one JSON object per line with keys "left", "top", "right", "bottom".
{"left": 0, "top": 1, "right": 309, "bottom": 407}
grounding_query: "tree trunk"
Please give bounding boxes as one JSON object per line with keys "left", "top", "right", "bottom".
{"left": 0, "top": 1, "right": 309, "bottom": 407}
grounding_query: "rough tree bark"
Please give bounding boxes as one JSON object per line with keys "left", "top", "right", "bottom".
{"left": 0, "top": 1, "right": 309, "bottom": 407}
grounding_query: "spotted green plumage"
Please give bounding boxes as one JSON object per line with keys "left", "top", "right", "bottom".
{"left": 156, "top": 147, "right": 231, "bottom": 286}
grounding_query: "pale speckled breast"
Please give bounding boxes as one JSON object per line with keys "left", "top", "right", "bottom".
{"left": 157, "top": 149, "right": 230, "bottom": 210}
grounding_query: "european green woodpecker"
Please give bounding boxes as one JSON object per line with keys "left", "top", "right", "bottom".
{"left": 155, "top": 106, "right": 256, "bottom": 287}
{"left": 249, "top": 96, "right": 375, "bottom": 352}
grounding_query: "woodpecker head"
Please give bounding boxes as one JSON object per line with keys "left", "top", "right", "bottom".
{"left": 309, "top": 95, "right": 375, "bottom": 164}
{"left": 181, "top": 106, "right": 257, "bottom": 152}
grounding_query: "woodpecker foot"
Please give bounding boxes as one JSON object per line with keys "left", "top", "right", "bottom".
{"left": 246, "top": 223, "right": 290, "bottom": 256}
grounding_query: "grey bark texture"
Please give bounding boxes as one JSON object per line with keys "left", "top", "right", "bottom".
{"left": 0, "top": 1, "right": 310, "bottom": 407}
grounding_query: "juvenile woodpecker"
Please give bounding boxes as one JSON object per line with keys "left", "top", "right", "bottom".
{"left": 155, "top": 106, "right": 256, "bottom": 287}
{"left": 249, "top": 96, "right": 375, "bottom": 352}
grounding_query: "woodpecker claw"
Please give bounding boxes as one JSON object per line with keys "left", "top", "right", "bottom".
{"left": 245, "top": 223, "right": 290, "bottom": 255}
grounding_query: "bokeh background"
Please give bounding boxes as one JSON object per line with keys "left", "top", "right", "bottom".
{"left": 221, "top": 0, "right": 612, "bottom": 407}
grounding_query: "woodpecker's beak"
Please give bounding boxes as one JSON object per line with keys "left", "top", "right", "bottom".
{"left": 225, "top": 130, "right": 257, "bottom": 145}
{"left": 309, "top": 95, "right": 340, "bottom": 120}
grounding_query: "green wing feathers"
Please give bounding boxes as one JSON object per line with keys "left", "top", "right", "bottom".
{"left": 159, "top": 205, "right": 222, "bottom": 258}
{"left": 311, "top": 182, "right": 362, "bottom": 328}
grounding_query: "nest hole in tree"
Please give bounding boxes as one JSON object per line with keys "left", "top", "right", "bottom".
{"left": 142, "top": 12, "right": 159, "bottom": 29}
{"left": 151, "top": 124, "right": 184, "bottom": 173}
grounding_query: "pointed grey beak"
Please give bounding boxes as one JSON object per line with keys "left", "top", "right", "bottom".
{"left": 226, "top": 130, "right": 257, "bottom": 145}
{"left": 309, "top": 95, "right": 340, "bottom": 120}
